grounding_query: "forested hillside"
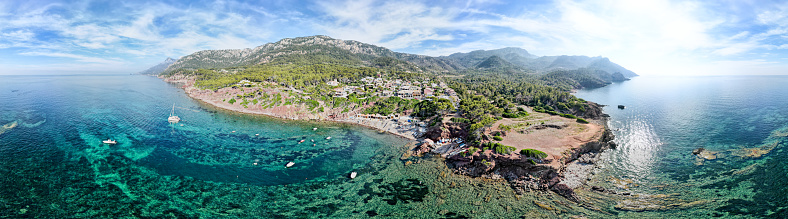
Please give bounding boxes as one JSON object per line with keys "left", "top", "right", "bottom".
{"left": 155, "top": 35, "right": 634, "bottom": 146}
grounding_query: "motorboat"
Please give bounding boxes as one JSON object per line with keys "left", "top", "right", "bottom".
{"left": 102, "top": 139, "right": 117, "bottom": 144}
{"left": 350, "top": 172, "right": 357, "bottom": 179}
{"left": 326, "top": 136, "right": 332, "bottom": 140}
{"left": 285, "top": 162, "right": 295, "bottom": 168}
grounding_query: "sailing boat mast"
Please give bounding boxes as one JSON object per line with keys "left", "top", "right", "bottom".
{"left": 168, "top": 103, "right": 181, "bottom": 123}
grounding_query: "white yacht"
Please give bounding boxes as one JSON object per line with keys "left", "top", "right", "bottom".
{"left": 168, "top": 103, "right": 181, "bottom": 123}
{"left": 102, "top": 139, "right": 117, "bottom": 144}
{"left": 350, "top": 172, "right": 357, "bottom": 179}
{"left": 285, "top": 162, "right": 295, "bottom": 168}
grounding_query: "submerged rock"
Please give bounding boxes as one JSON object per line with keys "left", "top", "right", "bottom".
{"left": 692, "top": 148, "right": 704, "bottom": 155}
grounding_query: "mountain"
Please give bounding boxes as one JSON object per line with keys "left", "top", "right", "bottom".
{"left": 139, "top": 57, "right": 177, "bottom": 75}
{"left": 442, "top": 49, "right": 637, "bottom": 78}
{"left": 586, "top": 57, "right": 637, "bottom": 78}
{"left": 443, "top": 47, "right": 536, "bottom": 69}
{"left": 154, "top": 35, "right": 635, "bottom": 78}
{"left": 163, "top": 35, "right": 460, "bottom": 74}
{"left": 475, "top": 55, "right": 513, "bottom": 69}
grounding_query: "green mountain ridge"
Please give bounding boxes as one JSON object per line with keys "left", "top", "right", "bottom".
{"left": 163, "top": 35, "right": 461, "bottom": 74}
{"left": 157, "top": 35, "right": 636, "bottom": 78}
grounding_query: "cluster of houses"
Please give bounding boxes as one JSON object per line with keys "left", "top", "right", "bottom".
{"left": 329, "top": 77, "right": 458, "bottom": 102}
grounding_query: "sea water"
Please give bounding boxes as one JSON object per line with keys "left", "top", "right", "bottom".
{"left": 0, "top": 75, "right": 562, "bottom": 218}
{"left": 576, "top": 75, "right": 788, "bottom": 218}
{"left": 2, "top": 74, "right": 785, "bottom": 218}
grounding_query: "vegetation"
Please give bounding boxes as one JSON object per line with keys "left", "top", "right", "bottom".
{"left": 520, "top": 149, "right": 548, "bottom": 159}
{"left": 480, "top": 142, "right": 516, "bottom": 154}
{"left": 493, "top": 136, "right": 503, "bottom": 141}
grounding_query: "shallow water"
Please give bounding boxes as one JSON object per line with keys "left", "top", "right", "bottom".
{"left": 3, "top": 74, "right": 784, "bottom": 218}
{"left": 0, "top": 75, "right": 589, "bottom": 218}
{"left": 576, "top": 75, "right": 788, "bottom": 218}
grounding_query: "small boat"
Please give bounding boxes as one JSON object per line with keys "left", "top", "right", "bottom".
{"left": 102, "top": 139, "right": 117, "bottom": 144}
{"left": 350, "top": 172, "right": 357, "bottom": 179}
{"left": 326, "top": 136, "right": 332, "bottom": 140}
{"left": 311, "top": 139, "right": 314, "bottom": 142}
{"left": 255, "top": 134, "right": 259, "bottom": 136}
{"left": 313, "top": 128, "right": 317, "bottom": 131}
{"left": 299, "top": 139, "right": 305, "bottom": 143}
{"left": 618, "top": 105, "right": 626, "bottom": 109}
{"left": 168, "top": 103, "right": 181, "bottom": 123}
{"left": 232, "top": 131, "right": 236, "bottom": 133}
{"left": 285, "top": 162, "right": 295, "bottom": 168}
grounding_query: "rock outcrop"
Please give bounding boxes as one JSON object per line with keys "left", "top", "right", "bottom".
{"left": 444, "top": 123, "right": 616, "bottom": 202}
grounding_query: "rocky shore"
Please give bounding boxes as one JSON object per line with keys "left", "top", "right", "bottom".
{"left": 443, "top": 119, "right": 616, "bottom": 202}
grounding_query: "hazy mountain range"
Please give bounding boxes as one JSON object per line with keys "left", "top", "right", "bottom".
{"left": 141, "top": 35, "right": 636, "bottom": 78}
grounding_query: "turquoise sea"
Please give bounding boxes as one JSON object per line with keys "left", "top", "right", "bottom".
{"left": 1, "top": 74, "right": 786, "bottom": 218}
{"left": 576, "top": 75, "right": 788, "bottom": 218}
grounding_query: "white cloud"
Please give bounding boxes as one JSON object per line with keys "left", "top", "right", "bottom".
{"left": 317, "top": 0, "right": 463, "bottom": 49}
{"left": 19, "top": 51, "right": 124, "bottom": 65}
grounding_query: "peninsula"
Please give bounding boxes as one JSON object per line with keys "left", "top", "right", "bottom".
{"left": 149, "top": 35, "right": 633, "bottom": 200}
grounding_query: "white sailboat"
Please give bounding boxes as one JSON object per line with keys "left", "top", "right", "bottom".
{"left": 168, "top": 103, "right": 181, "bottom": 123}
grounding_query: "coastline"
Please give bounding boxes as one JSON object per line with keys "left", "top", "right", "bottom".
{"left": 162, "top": 75, "right": 418, "bottom": 141}
{"left": 163, "top": 74, "right": 618, "bottom": 202}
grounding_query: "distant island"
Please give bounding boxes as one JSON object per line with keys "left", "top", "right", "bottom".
{"left": 146, "top": 35, "right": 633, "bottom": 200}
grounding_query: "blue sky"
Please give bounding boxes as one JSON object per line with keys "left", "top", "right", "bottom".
{"left": 1, "top": 0, "right": 787, "bottom": 75}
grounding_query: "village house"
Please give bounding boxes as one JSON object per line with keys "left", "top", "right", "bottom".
{"left": 424, "top": 87, "right": 434, "bottom": 97}
{"left": 237, "top": 80, "right": 254, "bottom": 87}
{"left": 333, "top": 87, "right": 347, "bottom": 98}
{"left": 398, "top": 89, "right": 414, "bottom": 98}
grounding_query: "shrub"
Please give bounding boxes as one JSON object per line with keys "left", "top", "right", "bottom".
{"left": 481, "top": 142, "right": 515, "bottom": 154}
{"left": 450, "top": 117, "right": 470, "bottom": 123}
{"left": 528, "top": 159, "right": 537, "bottom": 165}
{"left": 493, "top": 136, "right": 503, "bottom": 141}
{"left": 520, "top": 149, "right": 548, "bottom": 159}
{"left": 560, "top": 114, "right": 577, "bottom": 119}
{"left": 228, "top": 98, "right": 237, "bottom": 104}
{"left": 495, "top": 145, "right": 516, "bottom": 154}
{"left": 468, "top": 147, "right": 478, "bottom": 154}
{"left": 576, "top": 118, "right": 589, "bottom": 123}
{"left": 502, "top": 112, "right": 518, "bottom": 118}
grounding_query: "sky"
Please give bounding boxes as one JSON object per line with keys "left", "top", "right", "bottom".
{"left": 1, "top": 0, "right": 788, "bottom": 76}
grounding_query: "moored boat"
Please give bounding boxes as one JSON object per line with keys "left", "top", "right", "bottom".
{"left": 285, "top": 162, "right": 295, "bottom": 168}
{"left": 168, "top": 103, "right": 181, "bottom": 122}
{"left": 350, "top": 172, "right": 357, "bottom": 179}
{"left": 102, "top": 139, "right": 117, "bottom": 144}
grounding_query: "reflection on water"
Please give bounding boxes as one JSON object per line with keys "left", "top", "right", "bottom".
{"left": 611, "top": 119, "right": 661, "bottom": 182}
{"left": 577, "top": 76, "right": 788, "bottom": 217}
